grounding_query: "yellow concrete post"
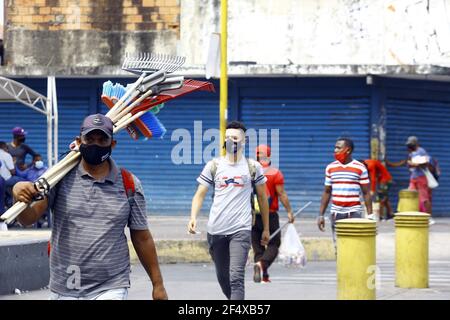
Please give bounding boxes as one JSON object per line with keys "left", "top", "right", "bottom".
{"left": 395, "top": 212, "right": 429, "bottom": 288}
{"left": 397, "top": 189, "right": 419, "bottom": 212}
{"left": 336, "top": 218, "right": 377, "bottom": 300}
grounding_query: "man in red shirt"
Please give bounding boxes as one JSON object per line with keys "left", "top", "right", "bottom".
{"left": 363, "top": 159, "right": 393, "bottom": 220}
{"left": 252, "top": 145, "right": 294, "bottom": 283}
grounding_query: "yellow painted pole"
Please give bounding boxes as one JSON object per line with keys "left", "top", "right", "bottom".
{"left": 336, "top": 218, "right": 377, "bottom": 300}
{"left": 395, "top": 212, "right": 429, "bottom": 288}
{"left": 219, "top": 0, "right": 228, "bottom": 156}
{"left": 397, "top": 189, "right": 419, "bottom": 212}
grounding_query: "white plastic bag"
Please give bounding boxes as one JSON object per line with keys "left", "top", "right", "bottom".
{"left": 422, "top": 168, "right": 439, "bottom": 189}
{"left": 278, "top": 224, "right": 306, "bottom": 268}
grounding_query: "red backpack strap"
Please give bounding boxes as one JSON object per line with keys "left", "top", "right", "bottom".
{"left": 121, "top": 168, "right": 136, "bottom": 205}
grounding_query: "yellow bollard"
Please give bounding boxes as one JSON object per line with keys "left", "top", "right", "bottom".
{"left": 336, "top": 218, "right": 377, "bottom": 300}
{"left": 395, "top": 212, "right": 429, "bottom": 288}
{"left": 397, "top": 189, "right": 419, "bottom": 212}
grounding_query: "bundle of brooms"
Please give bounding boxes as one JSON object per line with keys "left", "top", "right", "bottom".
{"left": 1, "top": 53, "right": 215, "bottom": 224}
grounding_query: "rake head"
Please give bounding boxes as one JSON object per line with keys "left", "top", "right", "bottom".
{"left": 122, "top": 52, "right": 186, "bottom": 75}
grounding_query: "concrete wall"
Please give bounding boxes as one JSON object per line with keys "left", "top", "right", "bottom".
{"left": 2, "top": 0, "right": 450, "bottom": 75}
{"left": 180, "top": 0, "right": 450, "bottom": 67}
{"left": 3, "top": 0, "right": 179, "bottom": 69}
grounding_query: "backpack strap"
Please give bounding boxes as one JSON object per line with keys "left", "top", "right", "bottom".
{"left": 210, "top": 158, "right": 220, "bottom": 181}
{"left": 121, "top": 168, "right": 136, "bottom": 206}
{"left": 246, "top": 158, "right": 257, "bottom": 183}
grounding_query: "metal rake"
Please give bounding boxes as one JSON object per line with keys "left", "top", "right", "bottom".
{"left": 122, "top": 52, "right": 186, "bottom": 74}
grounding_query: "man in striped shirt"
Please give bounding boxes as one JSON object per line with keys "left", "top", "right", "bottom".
{"left": 12, "top": 114, "right": 167, "bottom": 300}
{"left": 317, "top": 137, "right": 373, "bottom": 241}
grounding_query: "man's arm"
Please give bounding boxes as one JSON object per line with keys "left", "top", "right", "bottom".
{"left": 385, "top": 159, "right": 407, "bottom": 167}
{"left": 13, "top": 181, "right": 48, "bottom": 226}
{"left": 255, "top": 183, "right": 270, "bottom": 245}
{"left": 318, "top": 185, "right": 332, "bottom": 231}
{"left": 361, "top": 184, "right": 373, "bottom": 216}
{"left": 130, "top": 229, "right": 168, "bottom": 300}
{"left": 5, "top": 154, "right": 16, "bottom": 176}
{"left": 275, "top": 184, "right": 294, "bottom": 223}
{"left": 188, "top": 184, "right": 208, "bottom": 233}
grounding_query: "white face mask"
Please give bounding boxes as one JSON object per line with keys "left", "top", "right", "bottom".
{"left": 35, "top": 160, "right": 44, "bottom": 169}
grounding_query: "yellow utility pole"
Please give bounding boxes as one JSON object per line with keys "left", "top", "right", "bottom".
{"left": 220, "top": 0, "right": 228, "bottom": 156}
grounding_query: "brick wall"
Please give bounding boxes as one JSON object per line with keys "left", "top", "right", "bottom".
{"left": 5, "top": 0, "right": 180, "bottom": 34}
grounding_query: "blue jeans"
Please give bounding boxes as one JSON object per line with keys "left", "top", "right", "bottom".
{"left": 207, "top": 230, "right": 251, "bottom": 300}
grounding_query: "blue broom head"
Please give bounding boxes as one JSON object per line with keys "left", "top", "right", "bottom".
{"left": 102, "top": 80, "right": 114, "bottom": 97}
{"left": 140, "top": 111, "right": 167, "bottom": 139}
{"left": 113, "top": 83, "right": 127, "bottom": 99}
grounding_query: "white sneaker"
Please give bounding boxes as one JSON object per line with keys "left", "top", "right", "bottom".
{"left": 429, "top": 218, "right": 436, "bottom": 226}
{"left": 367, "top": 214, "right": 376, "bottom": 221}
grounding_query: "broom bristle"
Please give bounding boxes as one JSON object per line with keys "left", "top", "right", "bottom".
{"left": 138, "top": 112, "right": 166, "bottom": 139}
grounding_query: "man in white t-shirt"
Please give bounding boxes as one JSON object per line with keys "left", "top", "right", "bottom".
{"left": 0, "top": 141, "right": 26, "bottom": 210}
{"left": 188, "top": 121, "right": 270, "bottom": 300}
{"left": 0, "top": 141, "right": 16, "bottom": 215}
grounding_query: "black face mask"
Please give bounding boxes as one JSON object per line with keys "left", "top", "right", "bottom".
{"left": 79, "top": 144, "right": 112, "bottom": 165}
{"left": 223, "top": 139, "right": 242, "bottom": 154}
{"left": 17, "top": 137, "right": 26, "bottom": 143}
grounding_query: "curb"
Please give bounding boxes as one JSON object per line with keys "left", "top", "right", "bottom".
{"left": 128, "top": 237, "right": 336, "bottom": 264}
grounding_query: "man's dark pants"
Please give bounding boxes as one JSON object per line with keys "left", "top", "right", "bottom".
{"left": 207, "top": 230, "right": 251, "bottom": 300}
{"left": 251, "top": 212, "right": 281, "bottom": 277}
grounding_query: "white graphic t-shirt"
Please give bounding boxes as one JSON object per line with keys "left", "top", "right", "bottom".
{"left": 197, "top": 156, "right": 267, "bottom": 235}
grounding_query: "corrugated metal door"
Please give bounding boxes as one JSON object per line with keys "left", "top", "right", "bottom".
{"left": 241, "top": 98, "right": 371, "bottom": 216}
{"left": 386, "top": 99, "right": 450, "bottom": 216}
{"left": 100, "top": 96, "right": 219, "bottom": 215}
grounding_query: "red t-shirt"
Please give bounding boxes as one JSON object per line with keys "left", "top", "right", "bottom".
{"left": 364, "top": 159, "right": 392, "bottom": 192}
{"left": 262, "top": 165, "right": 285, "bottom": 213}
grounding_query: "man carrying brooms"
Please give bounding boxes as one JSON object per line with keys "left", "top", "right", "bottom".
{"left": 13, "top": 114, "right": 168, "bottom": 300}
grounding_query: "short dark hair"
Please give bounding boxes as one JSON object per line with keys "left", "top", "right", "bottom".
{"left": 337, "top": 137, "right": 354, "bottom": 153}
{"left": 226, "top": 121, "right": 247, "bottom": 132}
{"left": 0, "top": 141, "right": 7, "bottom": 150}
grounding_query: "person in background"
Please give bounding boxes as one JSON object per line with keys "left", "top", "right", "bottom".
{"left": 7, "top": 127, "right": 37, "bottom": 171}
{"left": 386, "top": 136, "right": 435, "bottom": 225}
{"left": 318, "top": 137, "right": 373, "bottom": 247}
{"left": 22, "top": 154, "right": 48, "bottom": 183}
{"left": 0, "top": 141, "right": 25, "bottom": 209}
{"left": 18, "top": 154, "right": 50, "bottom": 228}
{"left": 362, "top": 159, "right": 394, "bottom": 220}
{"left": 252, "top": 144, "right": 294, "bottom": 283}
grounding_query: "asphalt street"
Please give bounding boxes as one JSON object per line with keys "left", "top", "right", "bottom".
{"left": 2, "top": 260, "right": 449, "bottom": 300}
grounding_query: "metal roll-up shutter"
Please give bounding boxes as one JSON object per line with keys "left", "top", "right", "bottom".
{"left": 100, "top": 96, "right": 219, "bottom": 215}
{"left": 241, "top": 98, "right": 370, "bottom": 216}
{"left": 386, "top": 99, "right": 450, "bottom": 216}
{"left": 57, "top": 99, "right": 90, "bottom": 160}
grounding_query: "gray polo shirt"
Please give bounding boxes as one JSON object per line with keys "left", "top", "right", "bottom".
{"left": 47, "top": 158, "right": 148, "bottom": 297}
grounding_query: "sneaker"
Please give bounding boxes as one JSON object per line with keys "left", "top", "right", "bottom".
{"left": 429, "top": 218, "right": 436, "bottom": 226}
{"left": 253, "top": 262, "right": 262, "bottom": 283}
{"left": 367, "top": 214, "right": 376, "bottom": 221}
{"left": 262, "top": 276, "right": 271, "bottom": 283}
